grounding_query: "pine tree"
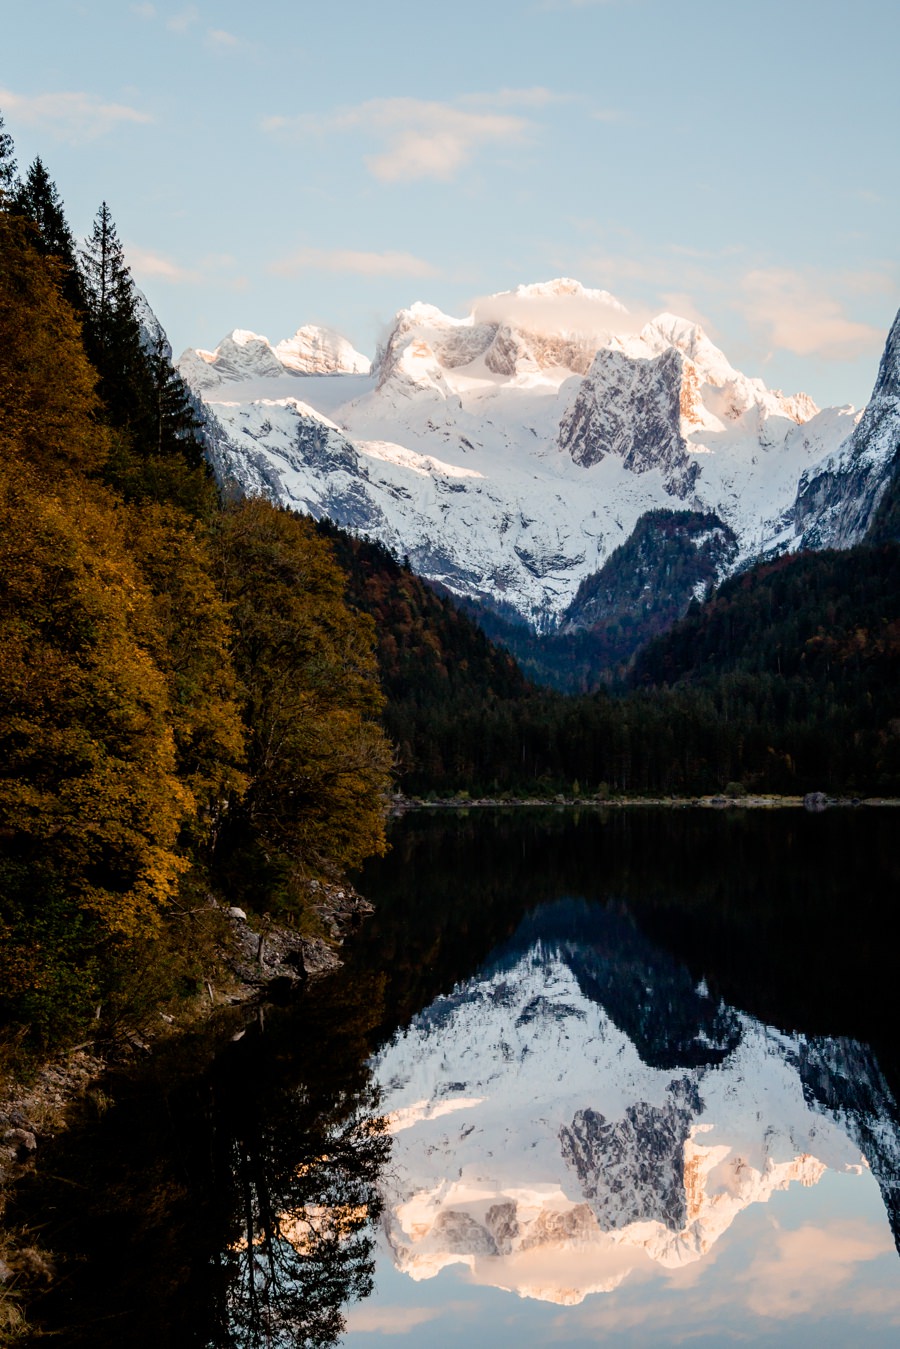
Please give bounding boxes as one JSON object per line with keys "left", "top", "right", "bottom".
{"left": 147, "top": 332, "right": 206, "bottom": 468}
{"left": 80, "top": 202, "right": 210, "bottom": 495}
{"left": 12, "top": 157, "right": 83, "bottom": 308}
{"left": 80, "top": 201, "right": 145, "bottom": 401}
{"left": 0, "top": 109, "right": 16, "bottom": 203}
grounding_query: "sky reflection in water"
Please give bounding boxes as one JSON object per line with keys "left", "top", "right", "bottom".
{"left": 342, "top": 811, "right": 900, "bottom": 1347}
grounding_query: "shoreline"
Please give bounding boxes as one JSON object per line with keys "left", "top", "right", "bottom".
{"left": 392, "top": 793, "right": 900, "bottom": 811}
{"left": 0, "top": 879, "right": 371, "bottom": 1342}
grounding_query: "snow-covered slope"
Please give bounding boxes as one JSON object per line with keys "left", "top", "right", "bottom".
{"left": 179, "top": 281, "right": 861, "bottom": 627}
{"left": 371, "top": 925, "right": 900, "bottom": 1306}
{"left": 180, "top": 324, "right": 369, "bottom": 393}
{"left": 787, "top": 307, "right": 900, "bottom": 550}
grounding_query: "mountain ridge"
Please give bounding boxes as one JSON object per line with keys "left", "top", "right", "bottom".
{"left": 179, "top": 279, "right": 872, "bottom": 637}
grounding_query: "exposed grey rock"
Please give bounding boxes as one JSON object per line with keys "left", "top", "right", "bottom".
{"left": 7, "top": 1128, "right": 37, "bottom": 1153}
{"left": 793, "top": 308, "right": 900, "bottom": 548}
{"left": 560, "top": 1077, "right": 702, "bottom": 1232}
{"left": 559, "top": 347, "right": 700, "bottom": 499}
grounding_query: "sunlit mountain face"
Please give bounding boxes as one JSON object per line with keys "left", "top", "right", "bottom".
{"left": 369, "top": 899, "right": 900, "bottom": 1309}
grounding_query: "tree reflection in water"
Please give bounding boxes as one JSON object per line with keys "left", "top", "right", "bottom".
{"left": 215, "top": 1083, "right": 388, "bottom": 1349}
{"left": 16, "top": 975, "right": 390, "bottom": 1349}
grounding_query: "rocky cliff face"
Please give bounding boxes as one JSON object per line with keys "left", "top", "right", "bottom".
{"left": 790, "top": 308, "right": 900, "bottom": 549}
{"left": 559, "top": 346, "right": 698, "bottom": 498}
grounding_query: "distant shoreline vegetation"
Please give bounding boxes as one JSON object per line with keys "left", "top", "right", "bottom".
{"left": 391, "top": 795, "right": 899, "bottom": 810}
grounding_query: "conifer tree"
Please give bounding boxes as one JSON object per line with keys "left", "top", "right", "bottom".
{"left": 12, "top": 157, "right": 83, "bottom": 308}
{"left": 148, "top": 332, "right": 206, "bottom": 469}
{"left": 80, "top": 201, "right": 147, "bottom": 415}
{"left": 80, "top": 202, "right": 209, "bottom": 490}
{"left": 0, "top": 109, "right": 16, "bottom": 203}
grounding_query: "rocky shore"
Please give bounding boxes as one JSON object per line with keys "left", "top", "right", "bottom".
{"left": 0, "top": 878, "right": 372, "bottom": 1342}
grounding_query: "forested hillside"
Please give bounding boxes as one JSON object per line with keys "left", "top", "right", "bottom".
{"left": 0, "top": 118, "right": 391, "bottom": 1049}
{"left": 345, "top": 536, "right": 900, "bottom": 800}
{"left": 450, "top": 509, "right": 738, "bottom": 691}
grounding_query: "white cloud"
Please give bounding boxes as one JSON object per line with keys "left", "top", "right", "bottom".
{"left": 343, "top": 1305, "right": 442, "bottom": 1335}
{"left": 127, "top": 245, "right": 200, "bottom": 284}
{"left": 263, "top": 94, "right": 533, "bottom": 183}
{"left": 270, "top": 247, "right": 438, "bottom": 279}
{"left": 573, "top": 233, "right": 895, "bottom": 376}
{"left": 738, "top": 268, "right": 885, "bottom": 359}
{"left": 0, "top": 88, "right": 151, "bottom": 140}
{"left": 131, "top": 2, "right": 156, "bottom": 16}
{"left": 458, "top": 86, "right": 568, "bottom": 110}
{"left": 166, "top": 5, "right": 199, "bottom": 33}
{"left": 206, "top": 28, "right": 240, "bottom": 51}
{"left": 472, "top": 284, "right": 645, "bottom": 338}
{"left": 738, "top": 1220, "right": 893, "bottom": 1320}
{"left": 539, "top": 0, "right": 628, "bottom": 9}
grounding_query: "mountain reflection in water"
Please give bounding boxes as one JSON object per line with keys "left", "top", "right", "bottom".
{"left": 371, "top": 898, "right": 899, "bottom": 1307}
{"left": 16, "top": 807, "right": 900, "bottom": 1347}
{"left": 346, "top": 807, "right": 900, "bottom": 1345}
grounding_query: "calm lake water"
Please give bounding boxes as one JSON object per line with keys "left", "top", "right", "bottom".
{"left": 18, "top": 808, "right": 900, "bottom": 1347}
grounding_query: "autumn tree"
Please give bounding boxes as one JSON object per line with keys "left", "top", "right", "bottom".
{"left": 0, "top": 212, "right": 196, "bottom": 1039}
{"left": 215, "top": 499, "right": 392, "bottom": 911}
{"left": 124, "top": 500, "right": 247, "bottom": 847}
{"left": 0, "top": 210, "right": 105, "bottom": 478}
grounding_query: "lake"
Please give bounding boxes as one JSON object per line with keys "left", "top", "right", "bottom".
{"left": 17, "top": 807, "right": 900, "bottom": 1347}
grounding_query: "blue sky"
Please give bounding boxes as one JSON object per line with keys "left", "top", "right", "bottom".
{"left": 2, "top": 0, "right": 898, "bottom": 407}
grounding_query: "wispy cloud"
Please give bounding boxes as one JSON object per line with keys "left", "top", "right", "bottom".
{"left": 738, "top": 1220, "right": 893, "bottom": 1320}
{"left": 458, "top": 86, "right": 569, "bottom": 110}
{"left": 737, "top": 268, "right": 885, "bottom": 360}
{"left": 127, "top": 245, "right": 200, "bottom": 284}
{"left": 270, "top": 247, "right": 438, "bottom": 279}
{"left": 343, "top": 1305, "right": 443, "bottom": 1335}
{"left": 166, "top": 5, "right": 199, "bottom": 32}
{"left": 263, "top": 92, "right": 548, "bottom": 183}
{"left": 0, "top": 87, "right": 151, "bottom": 140}
{"left": 126, "top": 245, "right": 248, "bottom": 293}
{"left": 206, "top": 28, "right": 240, "bottom": 52}
{"left": 573, "top": 231, "right": 894, "bottom": 375}
{"left": 539, "top": 0, "right": 630, "bottom": 9}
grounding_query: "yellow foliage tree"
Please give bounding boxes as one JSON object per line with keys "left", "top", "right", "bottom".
{"left": 0, "top": 210, "right": 107, "bottom": 479}
{"left": 123, "top": 500, "right": 248, "bottom": 843}
{"left": 215, "top": 498, "right": 392, "bottom": 900}
{"left": 0, "top": 471, "right": 194, "bottom": 939}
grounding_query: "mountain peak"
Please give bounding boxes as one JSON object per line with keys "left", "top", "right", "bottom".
{"left": 178, "top": 324, "right": 369, "bottom": 390}
{"left": 509, "top": 277, "right": 628, "bottom": 310}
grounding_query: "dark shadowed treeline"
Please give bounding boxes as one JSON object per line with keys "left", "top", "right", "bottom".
{"left": 329, "top": 529, "right": 900, "bottom": 800}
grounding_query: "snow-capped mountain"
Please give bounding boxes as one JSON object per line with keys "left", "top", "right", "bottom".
{"left": 180, "top": 324, "right": 370, "bottom": 392}
{"left": 788, "top": 306, "right": 900, "bottom": 550}
{"left": 179, "top": 280, "right": 873, "bottom": 628}
{"left": 370, "top": 902, "right": 900, "bottom": 1306}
